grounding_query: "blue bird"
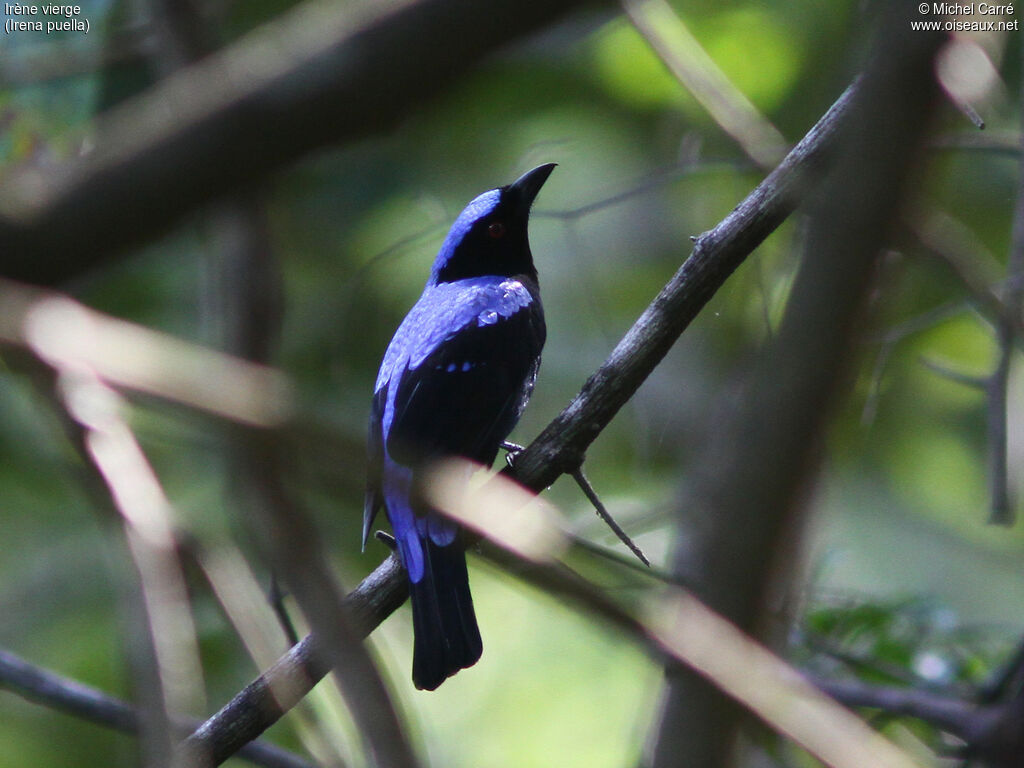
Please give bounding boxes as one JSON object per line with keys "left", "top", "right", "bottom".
{"left": 365, "top": 164, "right": 555, "bottom": 690}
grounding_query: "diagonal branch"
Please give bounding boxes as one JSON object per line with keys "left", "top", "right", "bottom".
{"left": 508, "top": 81, "right": 857, "bottom": 493}
{"left": 622, "top": 0, "right": 786, "bottom": 169}
{"left": 180, "top": 556, "right": 408, "bottom": 766}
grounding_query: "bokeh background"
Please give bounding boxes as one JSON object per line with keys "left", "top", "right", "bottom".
{"left": 1, "top": 1, "right": 1022, "bottom": 766}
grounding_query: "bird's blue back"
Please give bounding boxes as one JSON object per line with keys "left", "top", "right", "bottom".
{"left": 370, "top": 275, "right": 544, "bottom": 580}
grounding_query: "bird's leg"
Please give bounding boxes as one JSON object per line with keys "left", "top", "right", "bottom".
{"left": 268, "top": 572, "right": 300, "bottom": 647}
{"left": 500, "top": 440, "right": 525, "bottom": 468}
{"left": 571, "top": 466, "right": 650, "bottom": 567}
{"left": 374, "top": 530, "right": 398, "bottom": 551}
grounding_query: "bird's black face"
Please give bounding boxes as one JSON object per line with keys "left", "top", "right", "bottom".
{"left": 431, "top": 164, "right": 555, "bottom": 285}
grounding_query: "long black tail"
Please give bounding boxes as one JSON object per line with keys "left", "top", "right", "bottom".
{"left": 409, "top": 539, "right": 482, "bottom": 690}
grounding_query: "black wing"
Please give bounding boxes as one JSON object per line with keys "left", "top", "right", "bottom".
{"left": 387, "top": 301, "right": 545, "bottom": 468}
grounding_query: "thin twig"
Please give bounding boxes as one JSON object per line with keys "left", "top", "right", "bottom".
{"left": 931, "top": 131, "right": 1020, "bottom": 154}
{"left": 571, "top": 467, "right": 650, "bottom": 566}
{"left": 535, "top": 159, "right": 751, "bottom": 221}
{"left": 911, "top": 211, "right": 1024, "bottom": 339}
{"left": 267, "top": 574, "right": 301, "bottom": 648}
{"left": 565, "top": 532, "right": 678, "bottom": 585}
{"left": 950, "top": 98, "right": 986, "bottom": 130}
{"left": 503, "top": 441, "right": 649, "bottom": 565}
{"left": 861, "top": 299, "right": 969, "bottom": 426}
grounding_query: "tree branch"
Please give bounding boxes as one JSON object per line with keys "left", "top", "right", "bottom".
{"left": 508, "top": 81, "right": 856, "bottom": 492}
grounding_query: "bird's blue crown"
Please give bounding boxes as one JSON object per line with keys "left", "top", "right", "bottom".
{"left": 429, "top": 189, "right": 501, "bottom": 283}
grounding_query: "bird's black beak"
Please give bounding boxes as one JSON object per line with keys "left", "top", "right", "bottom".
{"left": 509, "top": 163, "right": 557, "bottom": 211}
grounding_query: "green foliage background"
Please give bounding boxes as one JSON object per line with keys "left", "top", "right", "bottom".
{"left": 1, "top": 0, "right": 1022, "bottom": 765}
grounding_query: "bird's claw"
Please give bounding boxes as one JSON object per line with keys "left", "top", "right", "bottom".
{"left": 500, "top": 440, "right": 525, "bottom": 468}
{"left": 375, "top": 530, "right": 398, "bottom": 550}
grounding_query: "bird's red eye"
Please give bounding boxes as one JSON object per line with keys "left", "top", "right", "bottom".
{"left": 487, "top": 221, "right": 506, "bottom": 239}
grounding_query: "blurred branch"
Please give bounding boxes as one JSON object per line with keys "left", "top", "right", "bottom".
{"left": 0, "top": 0, "right": 603, "bottom": 286}
{"left": 647, "top": 4, "right": 944, "bottom": 765}
{"left": 622, "top": 0, "right": 786, "bottom": 169}
{"left": 66, "top": 371, "right": 207, "bottom": 734}
{"left": 0, "top": 280, "right": 410, "bottom": 766}
{"left": 147, "top": 3, "right": 344, "bottom": 761}
{"left": 919, "top": 357, "right": 989, "bottom": 390}
{"left": 810, "top": 675, "right": 987, "bottom": 742}
{"left": 0, "top": 280, "right": 292, "bottom": 427}
{"left": 19, "top": 322, "right": 208, "bottom": 766}
{"left": 805, "top": 626, "right": 967, "bottom": 696}
{"left": 911, "top": 210, "right": 1022, "bottom": 336}
{"left": 861, "top": 297, "right": 968, "bottom": 426}
{"left": 814, "top": 668, "right": 1024, "bottom": 768}
{"left": 482, "top": 553, "right": 921, "bottom": 768}
{"left": 180, "top": 556, "right": 408, "bottom": 767}
{"left": 988, "top": 321, "right": 1015, "bottom": 525}
{"left": 0, "top": 648, "right": 315, "bottom": 768}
